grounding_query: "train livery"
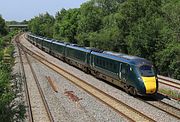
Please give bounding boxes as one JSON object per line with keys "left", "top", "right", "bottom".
{"left": 27, "top": 33, "right": 158, "bottom": 96}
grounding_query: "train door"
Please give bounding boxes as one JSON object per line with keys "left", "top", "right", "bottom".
{"left": 120, "top": 63, "right": 130, "bottom": 82}
{"left": 119, "top": 63, "right": 122, "bottom": 79}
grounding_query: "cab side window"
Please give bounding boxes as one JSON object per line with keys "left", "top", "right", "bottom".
{"left": 121, "top": 63, "right": 130, "bottom": 74}
{"left": 126, "top": 64, "right": 130, "bottom": 73}
{"left": 121, "top": 64, "right": 126, "bottom": 74}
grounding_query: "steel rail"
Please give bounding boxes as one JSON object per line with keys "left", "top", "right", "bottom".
{"left": 16, "top": 35, "right": 54, "bottom": 122}
{"left": 138, "top": 97, "right": 180, "bottom": 120}
{"left": 157, "top": 76, "right": 180, "bottom": 100}
{"left": 15, "top": 34, "right": 34, "bottom": 122}
{"left": 158, "top": 76, "right": 180, "bottom": 90}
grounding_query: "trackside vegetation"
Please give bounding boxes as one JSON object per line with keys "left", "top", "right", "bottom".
{"left": 28, "top": 0, "right": 180, "bottom": 80}
{"left": 0, "top": 15, "right": 25, "bottom": 122}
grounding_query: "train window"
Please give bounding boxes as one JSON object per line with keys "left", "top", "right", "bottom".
{"left": 114, "top": 64, "right": 117, "bottom": 70}
{"left": 96, "top": 58, "right": 99, "bottom": 64}
{"left": 139, "top": 65, "right": 155, "bottom": 77}
{"left": 110, "top": 63, "right": 112, "bottom": 68}
{"left": 126, "top": 65, "right": 130, "bottom": 73}
{"left": 100, "top": 60, "right": 102, "bottom": 65}
{"left": 106, "top": 62, "right": 109, "bottom": 68}
{"left": 103, "top": 60, "right": 105, "bottom": 67}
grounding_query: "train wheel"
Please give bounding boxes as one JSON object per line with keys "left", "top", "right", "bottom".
{"left": 85, "top": 67, "right": 90, "bottom": 74}
{"left": 129, "top": 87, "right": 137, "bottom": 96}
{"left": 124, "top": 85, "right": 129, "bottom": 93}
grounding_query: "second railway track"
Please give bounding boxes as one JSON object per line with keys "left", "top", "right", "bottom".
{"left": 158, "top": 76, "right": 180, "bottom": 90}
{"left": 157, "top": 75, "right": 180, "bottom": 101}
{"left": 16, "top": 35, "right": 54, "bottom": 122}
{"left": 138, "top": 97, "right": 180, "bottom": 120}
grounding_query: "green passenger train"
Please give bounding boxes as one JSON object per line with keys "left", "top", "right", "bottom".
{"left": 27, "top": 33, "right": 158, "bottom": 96}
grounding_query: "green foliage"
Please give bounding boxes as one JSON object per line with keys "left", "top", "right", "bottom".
{"left": 0, "top": 15, "right": 8, "bottom": 36}
{"left": 77, "top": 1, "right": 102, "bottom": 33}
{"left": 54, "top": 8, "right": 79, "bottom": 43}
{"left": 28, "top": 12, "right": 55, "bottom": 38}
{"left": 0, "top": 25, "right": 26, "bottom": 121}
{"left": 159, "top": 88, "right": 180, "bottom": 100}
{"left": 88, "top": 27, "right": 127, "bottom": 53}
{"left": 0, "top": 70, "right": 26, "bottom": 122}
{"left": 156, "top": 42, "right": 180, "bottom": 79}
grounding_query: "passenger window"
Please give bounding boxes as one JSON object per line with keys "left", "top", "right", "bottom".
{"left": 110, "top": 63, "right": 113, "bottom": 68}
{"left": 114, "top": 64, "right": 117, "bottom": 70}
{"left": 106, "top": 62, "right": 109, "bottom": 68}
{"left": 100, "top": 60, "right": 102, "bottom": 65}
{"left": 103, "top": 60, "right": 105, "bottom": 67}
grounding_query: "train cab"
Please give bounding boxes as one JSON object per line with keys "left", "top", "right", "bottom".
{"left": 137, "top": 64, "right": 158, "bottom": 94}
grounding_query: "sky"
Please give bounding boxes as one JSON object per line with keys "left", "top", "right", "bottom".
{"left": 0, "top": 0, "right": 88, "bottom": 22}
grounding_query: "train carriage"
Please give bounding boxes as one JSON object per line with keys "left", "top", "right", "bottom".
{"left": 27, "top": 34, "right": 34, "bottom": 44}
{"left": 27, "top": 34, "right": 31, "bottom": 42}
{"left": 34, "top": 36, "right": 43, "bottom": 49}
{"left": 65, "top": 45, "right": 91, "bottom": 72}
{"left": 51, "top": 41, "right": 67, "bottom": 60}
{"left": 42, "top": 38, "right": 53, "bottom": 53}
{"left": 90, "top": 51, "right": 130, "bottom": 92}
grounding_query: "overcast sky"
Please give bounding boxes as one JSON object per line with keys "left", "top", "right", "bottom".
{"left": 0, "top": 0, "right": 88, "bottom": 21}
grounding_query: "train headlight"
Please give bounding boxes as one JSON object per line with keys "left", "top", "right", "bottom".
{"left": 138, "top": 77, "right": 143, "bottom": 82}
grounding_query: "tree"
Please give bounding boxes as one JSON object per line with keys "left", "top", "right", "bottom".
{"left": 28, "top": 12, "right": 55, "bottom": 38}
{"left": 0, "top": 15, "right": 7, "bottom": 36}
{"left": 54, "top": 8, "right": 79, "bottom": 43}
{"left": 156, "top": 42, "right": 180, "bottom": 79}
{"left": 77, "top": 1, "right": 102, "bottom": 34}
{"left": 89, "top": 27, "right": 127, "bottom": 52}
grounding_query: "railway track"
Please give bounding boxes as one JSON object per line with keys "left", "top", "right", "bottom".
{"left": 157, "top": 75, "right": 180, "bottom": 100}
{"left": 16, "top": 35, "right": 33, "bottom": 122}
{"left": 18, "top": 38, "right": 155, "bottom": 122}
{"left": 15, "top": 35, "right": 54, "bottom": 122}
{"left": 158, "top": 75, "right": 180, "bottom": 90}
{"left": 139, "top": 97, "right": 180, "bottom": 120}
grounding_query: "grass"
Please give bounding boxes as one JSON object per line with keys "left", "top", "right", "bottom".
{"left": 0, "top": 31, "right": 26, "bottom": 121}
{"left": 159, "top": 88, "right": 180, "bottom": 100}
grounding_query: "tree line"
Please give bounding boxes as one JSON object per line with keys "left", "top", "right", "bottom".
{"left": 28, "top": 0, "right": 180, "bottom": 80}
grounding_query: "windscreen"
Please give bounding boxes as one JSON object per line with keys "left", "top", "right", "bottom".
{"left": 139, "top": 65, "right": 155, "bottom": 77}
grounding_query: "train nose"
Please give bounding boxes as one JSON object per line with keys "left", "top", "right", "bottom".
{"left": 142, "top": 76, "right": 157, "bottom": 94}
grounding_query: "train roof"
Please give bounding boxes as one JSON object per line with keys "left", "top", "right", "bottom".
{"left": 91, "top": 51, "right": 152, "bottom": 66}
{"left": 66, "top": 44, "right": 91, "bottom": 53}
{"left": 85, "top": 47, "right": 103, "bottom": 53}
{"left": 28, "top": 34, "right": 153, "bottom": 66}
{"left": 43, "top": 38, "right": 52, "bottom": 43}
{"left": 28, "top": 34, "right": 36, "bottom": 38}
{"left": 34, "top": 36, "right": 43, "bottom": 40}
{"left": 52, "top": 41, "right": 67, "bottom": 46}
